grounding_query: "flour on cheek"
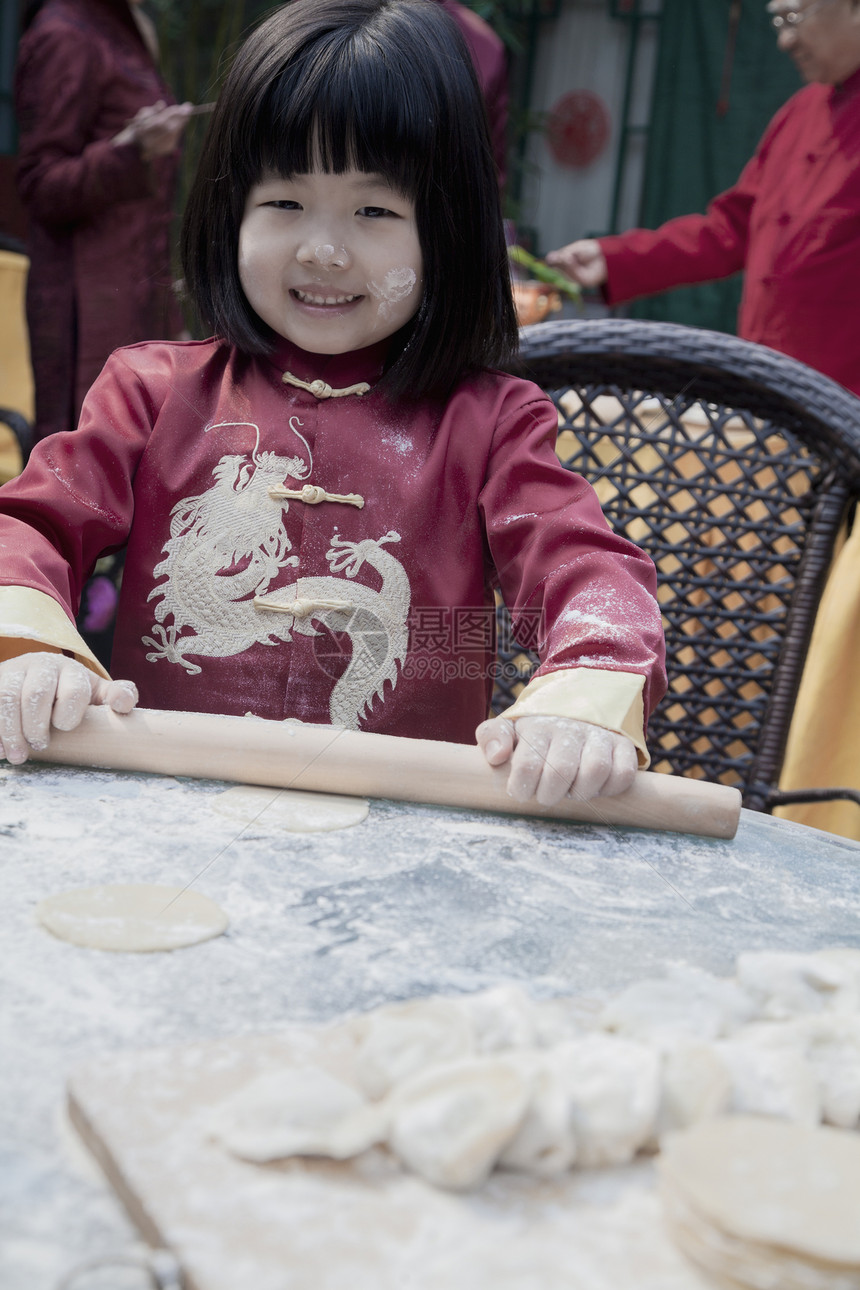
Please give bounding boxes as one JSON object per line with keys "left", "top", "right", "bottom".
{"left": 368, "top": 267, "right": 418, "bottom": 324}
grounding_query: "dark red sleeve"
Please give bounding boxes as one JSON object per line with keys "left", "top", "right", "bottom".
{"left": 596, "top": 103, "right": 795, "bottom": 306}
{"left": 478, "top": 390, "right": 667, "bottom": 720}
{"left": 0, "top": 352, "right": 154, "bottom": 615}
{"left": 15, "top": 25, "right": 154, "bottom": 225}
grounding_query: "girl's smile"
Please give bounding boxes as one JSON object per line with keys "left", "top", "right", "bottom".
{"left": 239, "top": 169, "right": 424, "bottom": 355}
{"left": 292, "top": 289, "right": 361, "bottom": 306}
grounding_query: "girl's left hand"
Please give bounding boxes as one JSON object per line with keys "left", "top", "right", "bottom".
{"left": 476, "top": 714, "right": 638, "bottom": 806}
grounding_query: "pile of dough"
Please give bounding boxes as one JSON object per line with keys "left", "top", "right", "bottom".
{"left": 600, "top": 949, "right": 860, "bottom": 1137}
{"left": 209, "top": 992, "right": 660, "bottom": 1189}
{"left": 659, "top": 1115, "right": 860, "bottom": 1289}
{"left": 208, "top": 948, "right": 860, "bottom": 1193}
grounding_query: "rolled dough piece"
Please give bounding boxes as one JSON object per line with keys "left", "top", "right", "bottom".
{"left": 659, "top": 1115, "right": 860, "bottom": 1285}
{"left": 212, "top": 785, "right": 369, "bottom": 832}
{"left": 649, "top": 1042, "right": 731, "bottom": 1146}
{"left": 599, "top": 963, "right": 756, "bottom": 1049}
{"left": 734, "top": 950, "right": 853, "bottom": 1019}
{"left": 549, "top": 1034, "right": 661, "bottom": 1167}
{"left": 716, "top": 1028, "right": 821, "bottom": 1127}
{"left": 456, "top": 984, "right": 537, "bottom": 1053}
{"left": 387, "top": 1055, "right": 533, "bottom": 1191}
{"left": 497, "top": 1052, "right": 578, "bottom": 1177}
{"left": 351, "top": 997, "right": 475, "bottom": 1099}
{"left": 750, "top": 1014, "right": 860, "bottom": 1130}
{"left": 801, "top": 1014, "right": 860, "bottom": 1129}
{"left": 36, "top": 884, "right": 228, "bottom": 952}
{"left": 209, "top": 1067, "right": 386, "bottom": 1162}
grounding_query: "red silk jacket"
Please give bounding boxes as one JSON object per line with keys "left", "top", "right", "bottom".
{"left": 0, "top": 338, "right": 666, "bottom": 749}
{"left": 600, "top": 68, "right": 860, "bottom": 395}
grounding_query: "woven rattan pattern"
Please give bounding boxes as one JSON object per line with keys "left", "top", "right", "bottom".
{"left": 496, "top": 319, "right": 860, "bottom": 810}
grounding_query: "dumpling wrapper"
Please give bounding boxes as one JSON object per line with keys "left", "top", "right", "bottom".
{"left": 659, "top": 1115, "right": 860, "bottom": 1267}
{"left": 36, "top": 884, "right": 228, "bottom": 952}
{"left": 212, "top": 785, "right": 368, "bottom": 832}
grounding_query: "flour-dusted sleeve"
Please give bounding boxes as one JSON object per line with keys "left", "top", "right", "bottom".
{"left": 479, "top": 388, "right": 667, "bottom": 764}
{"left": 15, "top": 25, "right": 154, "bottom": 225}
{"left": 0, "top": 352, "right": 155, "bottom": 675}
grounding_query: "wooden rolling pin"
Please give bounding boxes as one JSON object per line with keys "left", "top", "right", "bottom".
{"left": 30, "top": 707, "right": 742, "bottom": 839}
{"left": 31, "top": 707, "right": 741, "bottom": 838}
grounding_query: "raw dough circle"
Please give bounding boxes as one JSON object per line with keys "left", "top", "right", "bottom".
{"left": 659, "top": 1114, "right": 860, "bottom": 1268}
{"left": 36, "top": 884, "right": 229, "bottom": 952}
{"left": 212, "top": 785, "right": 369, "bottom": 832}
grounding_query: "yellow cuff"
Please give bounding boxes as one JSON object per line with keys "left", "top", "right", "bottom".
{"left": 0, "top": 586, "right": 110, "bottom": 679}
{"left": 503, "top": 667, "right": 650, "bottom": 767}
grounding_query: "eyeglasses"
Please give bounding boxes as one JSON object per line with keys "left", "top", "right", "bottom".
{"left": 769, "top": 0, "right": 835, "bottom": 29}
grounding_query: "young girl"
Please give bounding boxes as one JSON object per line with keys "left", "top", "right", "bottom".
{"left": 0, "top": 0, "right": 665, "bottom": 806}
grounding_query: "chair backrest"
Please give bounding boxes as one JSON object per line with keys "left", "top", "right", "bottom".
{"left": 497, "top": 318, "right": 860, "bottom": 809}
{"left": 0, "top": 245, "right": 35, "bottom": 480}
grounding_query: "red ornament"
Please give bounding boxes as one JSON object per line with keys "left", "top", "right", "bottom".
{"left": 547, "top": 90, "right": 611, "bottom": 169}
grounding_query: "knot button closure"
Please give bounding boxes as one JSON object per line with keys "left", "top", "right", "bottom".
{"left": 268, "top": 483, "right": 365, "bottom": 509}
{"left": 281, "top": 370, "right": 371, "bottom": 399}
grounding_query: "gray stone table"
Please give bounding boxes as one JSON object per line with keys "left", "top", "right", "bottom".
{"left": 2, "top": 759, "right": 859, "bottom": 1289}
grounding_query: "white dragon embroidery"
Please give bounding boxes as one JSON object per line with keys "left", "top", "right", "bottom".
{"left": 144, "top": 426, "right": 410, "bottom": 729}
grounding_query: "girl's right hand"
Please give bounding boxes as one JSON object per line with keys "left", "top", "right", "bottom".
{"left": 0, "top": 653, "right": 138, "bottom": 765}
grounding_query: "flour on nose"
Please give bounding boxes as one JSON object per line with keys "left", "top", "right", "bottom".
{"left": 315, "top": 244, "right": 345, "bottom": 267}
{"left": 368, "top": 267, "right": 417, "bottom": 321}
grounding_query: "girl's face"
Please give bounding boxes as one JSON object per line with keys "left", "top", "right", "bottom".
{"left": 238, "top": 169, "right": 424, "bottom": 355}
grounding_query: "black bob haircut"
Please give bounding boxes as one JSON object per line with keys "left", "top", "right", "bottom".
{"left": 181, "top": 0, "right": 518, "bottom": 402}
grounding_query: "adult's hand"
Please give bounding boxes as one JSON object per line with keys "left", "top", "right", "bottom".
{"left": 113, "top": 99, "right": 193, "bottom": 161}
{"left": 545, "top": 238, "right": 608, "bottom": 291}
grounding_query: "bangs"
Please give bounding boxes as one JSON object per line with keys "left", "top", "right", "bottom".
{"left": 251, "top": 31, "right": 431, "bottom": 197}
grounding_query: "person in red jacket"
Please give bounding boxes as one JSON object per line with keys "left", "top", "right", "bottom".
{"left": 546, "top": 0, "right": 860, "bottom": 395}
{"left": 433, "top": 0, "right": 509, "bottom": 189}
{"left": 15, "top": 0, "right": 192, "bottom": 444}
{"left": 0, "top": 0, "right": 665, "bottom": 807}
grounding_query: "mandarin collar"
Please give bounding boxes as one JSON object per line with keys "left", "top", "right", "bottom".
{"left": 263, "top": 338, "right": 390, "bottom": 393}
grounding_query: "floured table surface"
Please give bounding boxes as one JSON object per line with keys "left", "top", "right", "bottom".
{"left": 3, "top": 760, "right": 860, "bottom": 1289}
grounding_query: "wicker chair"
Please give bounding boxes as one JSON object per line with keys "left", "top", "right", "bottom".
{"left": 495, "top": 317, "right": 860, "bottom": 813}
{"left": 0, "top": 408, "right": 33, "bottom": 471}
{"left": 0, "top": 237, "right": 34, "bottom": 476}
